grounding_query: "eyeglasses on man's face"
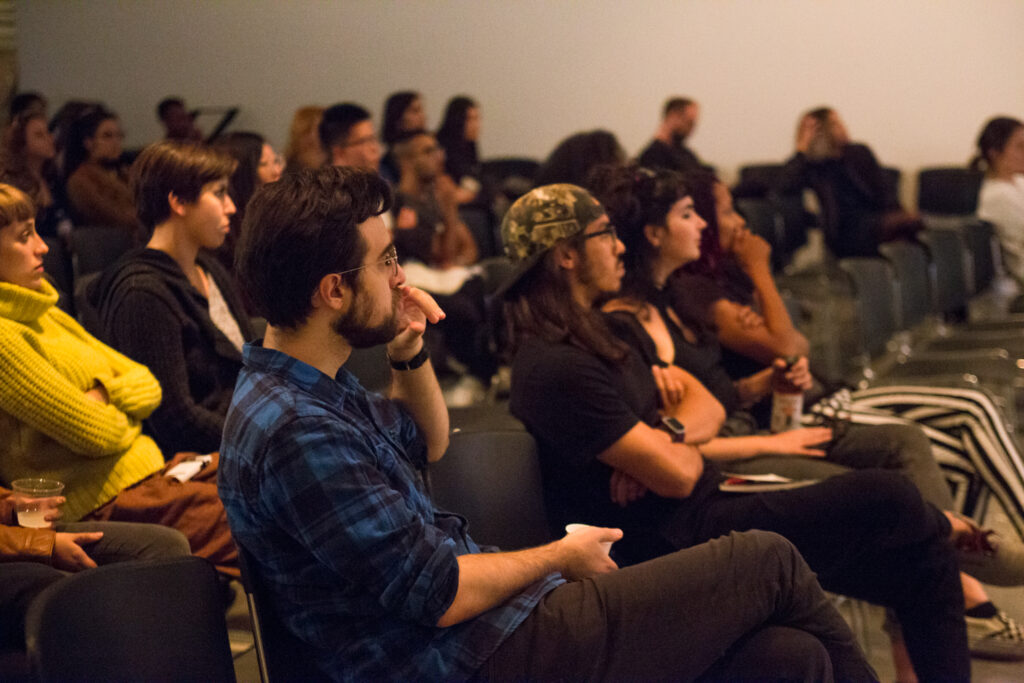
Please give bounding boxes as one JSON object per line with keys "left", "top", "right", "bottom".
{"left": 581, "top": 225, "right": 618, "bottom": 243}
{"left": 336, "top": 245, "right": 399, "bottom": 279}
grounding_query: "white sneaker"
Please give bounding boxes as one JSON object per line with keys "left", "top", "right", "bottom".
{"left": 966, "top": 611, "right": 1024, "bottom": 661}
{"left": 443, "top": 376, "right": 487, "bottom": 408}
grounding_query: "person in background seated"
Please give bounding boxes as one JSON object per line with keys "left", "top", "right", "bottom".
{"left": 0, "top": 183, "right": 237, "bottom": 575}
{"left": 380, "top": 91, "right": 427, "bottom": 183}
{"left": 637, "top": 96, "right": 706, "bottom": 174}
{"left": 1, "top": 112, "right": 71, "bottom": 240}
{"left": 974, "top": 116, "right": 1024, "bottom": 284}
{"left": 284, "top": 105, "right": 326, "bottom": 173}
{"left": 534, "top": 129, "right": 625, "bottom": 188}
{"left": 64, "top": 107, "right": 137, "bottom": 238}
{"left": 218, "top": 165, "right": 873, "bottom": 681}
{"left": 156, "top": 97, "right": 202, "bottom": 143}
{"left": 501, "top": 183, "right": 971, "bottom": 680}
{"left": 210, "top": 131, "right": 283, "bottom": 271}
{"left": 393, "top": 129, "right": 493, "bottom": 401}
{"left": 0, "top": 485, "right": 189, "bottom": 655}
{"left": 435, "top": 95, "right": 483, "bottom": 206}
{"left": 777, "top": 106, "right": 919, "bottom": 258}
{"left": 90, "top": 142, "right": 252, "bottom": 457}
{"left": 9, "top": 91, "right": 47, "bottom": 121}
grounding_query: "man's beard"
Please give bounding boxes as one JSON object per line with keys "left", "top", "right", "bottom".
{"left": 333, "top": 288, "right": 402, "bottom": 349}
{"left": 670, "top": 131, "right": 686, "bottom": 148}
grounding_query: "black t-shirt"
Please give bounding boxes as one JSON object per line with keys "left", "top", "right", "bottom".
{"left": 607, "top": 309, "right": 742, "bottom": 416}
{"left": 393, "top": 191, "right": 440, "bottom": 265}
{"left": 509, "top": 323, "right": 721, "bottom": 562}
{"left": 637, "top": 139, "right": 704, "bottom": 174}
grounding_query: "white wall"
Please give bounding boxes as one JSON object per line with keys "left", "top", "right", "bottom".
{"left": 16, "top": 0, "right": 1024, "bottom": 204}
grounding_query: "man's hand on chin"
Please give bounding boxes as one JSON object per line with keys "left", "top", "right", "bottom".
{"left": 387, "top": 286, "right": 445, "bottom": 359}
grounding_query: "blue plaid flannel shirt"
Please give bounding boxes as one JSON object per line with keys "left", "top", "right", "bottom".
{"left": 219, "top": 342, "right": 561, "bottom": 681}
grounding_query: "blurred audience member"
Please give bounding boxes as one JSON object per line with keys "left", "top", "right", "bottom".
{"left": 156, "top": 96, "right": 202, "bottom": 142}
{"left": 211, "top": 131, "right": 282, "bottom": 271}
{"left": 974, "top": 116, "right": 1024, "bottom": 284}
{"left": 284, "top": 105, "right": 326, "bottom": 172}
{"left": 320, "top": 102, "right": 381, "bottom": 171}
{"left": 0, "top": 183, "right": 237, "bottom": 575}
{"left": 90, "top": 142, "right": 252, "bottom": 455}
{"left": 436, "top": 95, "right": 482, "bottom": 205}
{"left": 1, "top": 112, "right": 71, "bottom": 239}
{"left": 534, "top": 129, "right": 624, "bottom": 188}
{"left": 638, "top": 97, "right": 705, "bottom": 173}
{"left": 381, "top": 91, "right": 427, "bottom": 183}
{"left": 778, "top": 106, "right": 919, "bottom": 258}
{"left": 64, "top": 107, "right": 137, "bottom": 237}
{"left": 9, "top": 91, "right": 47, "bottom": 121}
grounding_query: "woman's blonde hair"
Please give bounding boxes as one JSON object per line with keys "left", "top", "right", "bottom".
{"left": 0, "top": 183, "right": 36, "bottom": 228}
{"left": 284, "top": 106, "right": 325, "bottom": 168}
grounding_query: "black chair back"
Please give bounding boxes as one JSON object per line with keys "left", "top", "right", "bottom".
{"left": 960, "top": 219, "right": 998, "bottom": 294}
{"left": 24, "top": 557, "right": 235, "bottom": 682}
{"left": 429, "top": 428, "right": 555, "bottom": 549}
{"left": 236, "top": 546, "right": 327, "bottom": 683}
{"left": 838, "top": 257, "right": 899, "bottom": 357}
{"left": 70, "top": 225, "right": 133, "bottom": 279}
{"left": 879, "top": 241, "right": 934, "bottom": 328}
{"left": 917, "top": 167, "right": 984, "bottom": 215}
{"left": 919, "top": 228, "right": 970, "bottom": 320}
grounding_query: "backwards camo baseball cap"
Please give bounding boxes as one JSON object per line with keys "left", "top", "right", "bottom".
{"left": 497, "top": 183, "right": 606, "bottom": 297}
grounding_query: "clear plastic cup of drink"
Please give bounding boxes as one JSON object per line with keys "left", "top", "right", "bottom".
{"left": 11, "top": 478, "right": 64, "bottom": 528}
{"left": 564, "top": 523, "right": 613, "bottom": 555}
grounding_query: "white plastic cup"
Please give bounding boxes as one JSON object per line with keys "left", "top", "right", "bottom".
{"left": 564, "top": 523, "right": 613, "bottom": 555}
{"left": 11, "top": 478, "right": 64, "bottom": 528}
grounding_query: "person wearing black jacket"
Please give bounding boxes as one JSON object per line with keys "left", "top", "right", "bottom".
{"left": 90, "top": 141, "right": 252, "bottom": 456}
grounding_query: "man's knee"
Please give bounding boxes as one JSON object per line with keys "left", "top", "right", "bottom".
{"left": 703, "top": 625, "right": 833, "bottom": 683}
{"left": 723, "top": 529, "right": 806, "bottom": 576}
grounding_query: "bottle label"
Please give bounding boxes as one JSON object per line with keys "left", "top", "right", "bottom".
{"left": 770, "top": 393, "right": 804, "bottom": 433}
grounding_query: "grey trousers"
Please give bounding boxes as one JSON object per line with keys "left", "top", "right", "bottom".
{"left": 478, "top": 530, "right": 876, "bottom": 682}
{"left": 720, "top": 422, "right": 955, "bottom": 511}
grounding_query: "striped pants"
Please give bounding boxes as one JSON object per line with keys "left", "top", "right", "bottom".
{"left": 811, "top": 385, "right": 1024, "bottom": 540}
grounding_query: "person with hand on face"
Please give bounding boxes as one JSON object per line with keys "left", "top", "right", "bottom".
{"left": 779, "top": 107, "right": 919, "bottom": 258}
{"left": 64, "top": 107, "right": 138, "bottom": 238}
{"left": 674, "top": 168, "right": 1024, "bottom": 662}
{"left": 90, "top": 142, "right": 253, "bottom": 457}
{"left": 217, "top": 167, "right": 871, "bottom": 682}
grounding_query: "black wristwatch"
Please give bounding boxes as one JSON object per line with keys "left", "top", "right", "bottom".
{"left": 388, "top": 346, "right": 430, "bottom": 371}
{"left": 661, "top": 416, "right": 687, "bottom": 443}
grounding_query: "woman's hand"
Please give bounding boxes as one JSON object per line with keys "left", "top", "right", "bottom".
{"left": 763, "top": 427, "right": 833, "bottom": 457}
{"left": 774, "top": 356, "right": 814, "bottom": 391}
{"left": 651, "top": 365, "right": 686, "bottom": 410}
{"left": 609, "top": 469, "right": 648, "bottom": 507}
{"left": 729, "top": 230, "right": 772, "bottom": 274}
{"left": 52, "top": 531, "right": 104, "bottom": 572}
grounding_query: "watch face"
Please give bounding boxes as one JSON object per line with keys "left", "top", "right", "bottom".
{"left": 661, "top": 416, "right": 685, "bottom": 439}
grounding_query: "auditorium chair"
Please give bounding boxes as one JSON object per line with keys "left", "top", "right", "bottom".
{"left": 25, "top": 557, "right": 235, "bottom": 682}
{"left": 236, "top": 546, "right": 327, "bottom": 683}
{"left": 69, "top": 224, "right": 133, "bottom": 280}
{"left": 917, "top": 167, "right": 984, "bottom": 216}
{"left": 429, "top": 426, "right": 555, "bottom": 550}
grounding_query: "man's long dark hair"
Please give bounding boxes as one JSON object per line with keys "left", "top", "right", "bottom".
{"left": 505, "top": 236, "right": 629, "bottom": 363}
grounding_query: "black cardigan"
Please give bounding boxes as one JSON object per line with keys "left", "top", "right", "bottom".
{"left": 90, "top": 248, "right": 254, "bottom": 456}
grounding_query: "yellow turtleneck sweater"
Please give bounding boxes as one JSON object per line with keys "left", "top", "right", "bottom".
{"left": 0, "top": 279, "right": 164, "bottom": 522}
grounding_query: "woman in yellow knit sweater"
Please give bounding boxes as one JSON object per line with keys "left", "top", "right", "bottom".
{"left": 0, "top": 183, "right": 236, "bottom": 574}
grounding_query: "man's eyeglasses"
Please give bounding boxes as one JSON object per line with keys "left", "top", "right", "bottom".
{"left": 336, "top": 246, "right": 399, "bottom": 279}
{"left": 581, "top": 225, "right": 618, "bottom": 243}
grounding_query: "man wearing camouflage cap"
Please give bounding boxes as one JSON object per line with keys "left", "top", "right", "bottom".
{"left": 502, "top": 183, "right": 970, "bottom": 680}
